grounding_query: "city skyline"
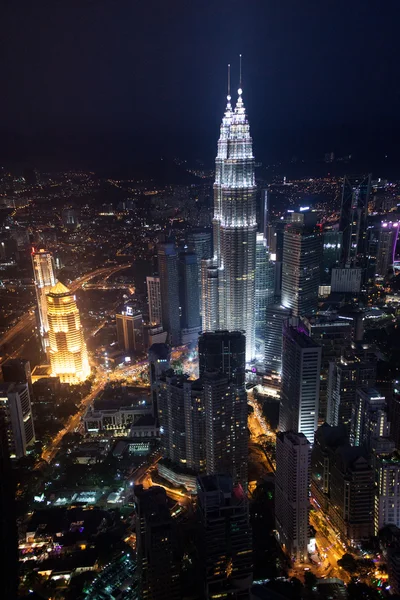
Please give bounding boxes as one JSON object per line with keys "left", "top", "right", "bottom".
{"left": 2, "top": 5, "right": 400, "bottom": 597}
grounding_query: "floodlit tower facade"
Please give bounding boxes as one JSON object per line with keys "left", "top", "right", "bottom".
{"left": 46, "top": 281, "right": 90, "bottom": 384}
{"left": 32, "top": 249, "right": 57, "bottom": 351}
{"left": 212, "top": 65, "right": 257, "bottom": 362}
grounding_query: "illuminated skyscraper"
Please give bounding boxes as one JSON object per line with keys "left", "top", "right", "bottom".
{"left": 157, "top": 243, "right": 181, "bottom": 346}
{"left": 116, "top": 303, "right": 144, "bottom": 353}
{"left": 279, "top": 324, "right": 321, "bottom": 445}
{"left": 188, "top": 229, "right": 212, "bottom": 317}
{"left": 201, "top": 258, "right": 219, "bottom": 332}
{"left": 339, "top": 174, "right": 371, "bottom": 269}
{"left": 210, "top": 64, "right": 257, "bottom": 362}
{"left": 281, "top": 224, "right": 322, "bottom": 317}
{"left": 255, "top": 233, "right": 275, "bottom": 359}
{"left": 0, "top": 383, "right": 35, "bottom": 459}
{"left": 275, "top": 431, "right": 311, "bottom": 563}
{"left": 32, "top": 249, "right": 57, "bottom": 350}
{"left": 146, "top": 276, "right": 162, "bottom": 325}
{"left": 46, "top": 281, "right": 90, "bottom": 384}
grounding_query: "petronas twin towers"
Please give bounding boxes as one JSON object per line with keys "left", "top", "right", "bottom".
{"left": 202, "top": 62, "right": 257, "bottom": 363}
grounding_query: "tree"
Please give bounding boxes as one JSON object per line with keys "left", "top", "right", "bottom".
{"left": 304, "top": 570, "right": 317, "bottom": 589}
{"left": 337, "top": 553, "right": 357, "bottom": 573}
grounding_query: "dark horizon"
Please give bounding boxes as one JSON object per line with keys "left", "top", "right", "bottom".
{"left": 2, "top": 0, "right": 400, "bottom": 175}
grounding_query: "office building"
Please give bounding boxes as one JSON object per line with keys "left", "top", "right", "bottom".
{"left": 255, "top": 233, "right": 275, "bottom": 359}
{"left": 157, "top": 242, "right": 181, "bottom": 346}
{"left": 330, "top": 444, "right": 374, "bottom": 544}
{"left": 352, "top": 388, "right": 389, "bottom": 448}
{"left": 339, "top": 174, "right": 371, "bottom": 269}
{"left": 374, "top": 446, "right": 400, "bottom": 534}
{"left": 0, "top": 383, "right": 35, "bottom": 459}
{"left": 326, "top": 344, "right": 377, "bottom": 434}
{"left": 279, "top": 325, "right": 321, "bottom": 445}
{"left": 61, "top": 207, "right": 79, "bottom": 228}
{"left": 47, "top": 281, "right": 90, "bottom": 384}
{"left": 311, "top": 423, "right": 348, "bottom": 513}
{"left": 376, "top": 221, "right": 399, "bottom": 279}
{"left": 201, "top": 257, "right": 219, "bottom": 332}
{"left": 259, "top": 189, "right": 269, "bottom": 239}
{"left": 143, "top": 324, "right": 168, "bottom": 349}
{"left": 311, "top": 423, "right": 375, "bottom": 545}
{"left": 281, "top": 225, "right": 322, "bottom": 317}
{"left": 304, "top": 314, "right": 353, "bottom": 423}
{"left": 134, "top": 485, "right": 180, "bottom": 600}
{"left": 188, "top": 229, "right": 212, "bottom": 316}
{"left": 0, "top": 411, "right": 18, "bottom": 599}
{"left": 212, "top": 76, "right": 257, "bottom": 362}
{"left": 1, "top": 358, "right": 33, "bottom": 400}
{"left": 146, "top": 276, "right": 162, "bottom": 325}
{"left": 331, "top": 267, "right": 362, "bottom": 293}
{"left": 199, "top": 331, "right": 248, "bottom": 485}
{"left": 322, "top": 230, "right": 343, "bottom": 284}
{"left": 389, "top": 383, "right": 400, "bottom": 451}
{"left": 197, "top": 474, "right": 252, "bottom": 599}
{"left": 178, "top": 251, "right": 201, "bottom": 330}
{"left": 275, "top": 431, "right": 311, "bottom": 563}
{"left": 264, "top": 304, "right": 291, "bottom": 374}
{"left": 199, "top": 330, "right": 246, "bottom": 387}
{"left": 387, "top": 549, "right": 400, "bottom": 596}
{"left": 157, "top": 372, "right": 206, "bottom": 474}
{"left": 32, "top": 248, "right": 57, "bottom": 351}
{"left": 116, "top": 304, "right": 144, "bottom": 353}
{"left": 148, "top": 343, "right": 170, "bottom": 415}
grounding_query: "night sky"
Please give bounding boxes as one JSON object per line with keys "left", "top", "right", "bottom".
{"left": 2, "top": 0, "right": 400, "bottom": 169}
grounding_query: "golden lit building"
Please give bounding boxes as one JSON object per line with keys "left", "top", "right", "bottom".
{"left": 32, "top": 248, "right": 57, "bottom": 351}
{"left": 46, "top": 281, "right": 90, "bottom": 384}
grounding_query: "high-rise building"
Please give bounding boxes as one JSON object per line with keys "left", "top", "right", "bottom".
{"left": 255, "top": 233, "right": 275, "bottom": 360}
{"left": 212, "top": 75, "right": 257, "bottom": 362}
{"left": 198, "top": 331, "right": 248, "bottom": 485}
{"left": 259, "top": 189, "right": 269, "bottom": 240}
{"left": 178, "top": 251, "right": 200, "bottom": 330}
{"left": 311, "top": 423, "right": 375, "bottom": 545}
{"left": 330, "top": 444, "right": 374, "bottom": 544}
{"left": 116, "top": 304, "right": 144, "bottom": 353}
{"left": 201, "top": 258, "right": 219, "bottom": 332}
{"left": 146, "top": 276, "right": 162, "bottom": 325}
{"left": 311, "top": 423, "right": 348, "bottom": 513}
{"left": 322, "top": 230, "right": 343, "bottom": 285}
{"left": 157, "top": 372, "right": 206, "bottom": 474}
{"left": 188, "top": 229, "right": 212, "bottom": 317}
{"left": 46, "top": 281, "right": 90, "bottom": 384}
{"left": 148, "top": 343, "right": 170, "bottom": 416}
{"left": 279, "top": 325, "right": 321, "bottom": 444}
{"left": 326, "top": 344, "right": 377, "bottom": 434}
{"left": 374, "top": 445, "right": 400, "bottom": 534}
{"left": 1, "top": 358, "right": 33, "bottom": 400}
{"left": 264, "top": 304, "right": 291, "bottom": 374}
{"left": 0, "top": 383, "right": 35, "bottom": 459}
{"left": 304, "top": 314, "right": 353, "bottom": 423}
{"left": 134, "top": 485, "right": 180, "bottom": 600}
{"left": 0, "top": 411, "right": 18, "bottom": 599}
{"left": 376, "top": 221, "right": 399, "bottom": 279}
{"left": 339, "top": 174, "right": 371, "bottom": 269}
{"left": 197, "top": 474, "right": 252, "bottom": 599}
{"left": 352, "top": 388, "right": 389, "bottom": 448}
{"left": 281, "top": 225, "right": 322, "bottom": 317}
{"left": 157, "top": 243, "right": 181, "bottom": 346}
{"left": 32, "top": 248, "right": 57, "bottom": 351}
{"left": 275, "top": 431, "right": 311, "bottom": 563}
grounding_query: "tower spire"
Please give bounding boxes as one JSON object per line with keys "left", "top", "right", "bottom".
{"left": 239, "top": 54, "right": 242, "bottom": 90}
{"left": 227, "top": 63, "right": 231, "bottom": 100}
